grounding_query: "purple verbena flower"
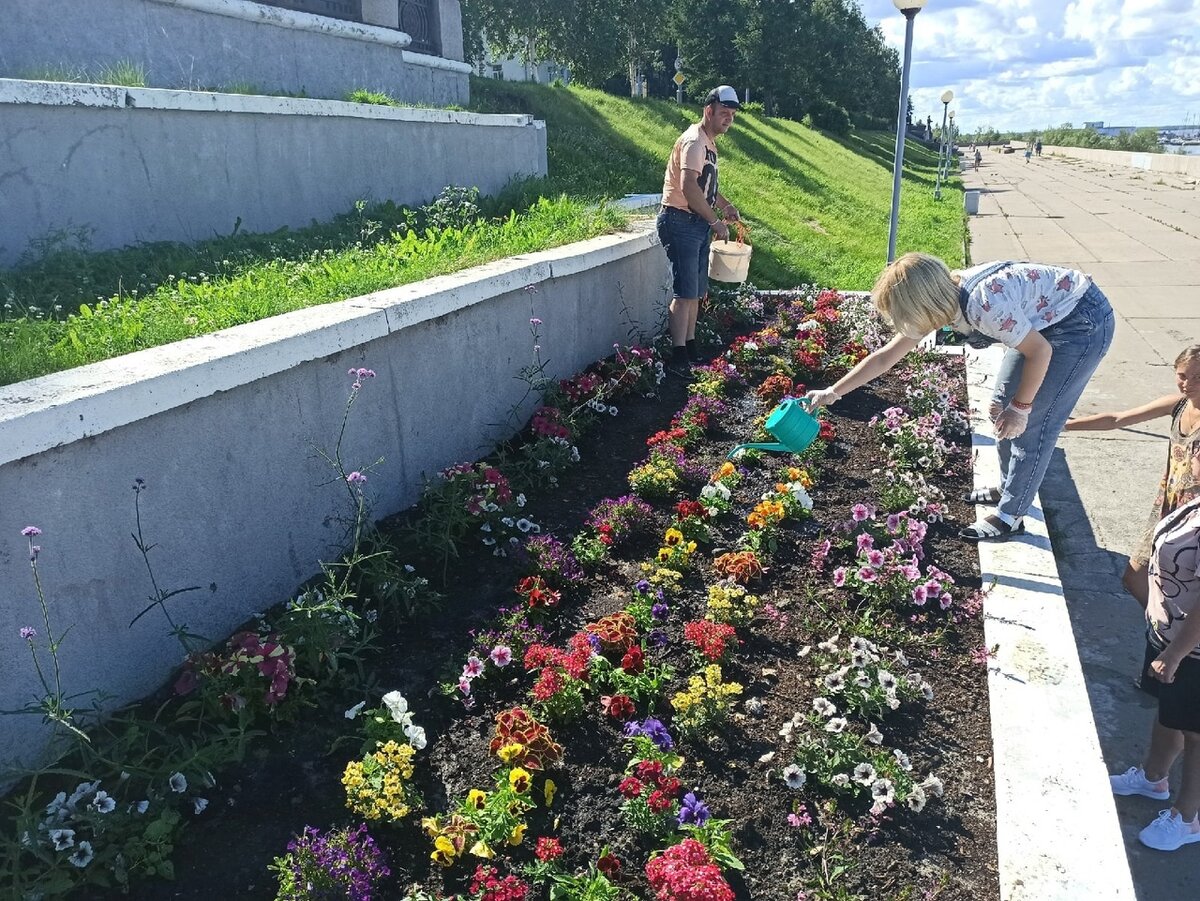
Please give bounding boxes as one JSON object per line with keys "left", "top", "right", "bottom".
{"left": 20, "top": 626, "right": 37, "bottom": 641}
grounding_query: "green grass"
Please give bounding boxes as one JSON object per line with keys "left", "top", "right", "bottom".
{"left": 0, "top": 198, "right": 624, "bottom": 385}
{"left": 470, "top": 80, "right": 964, "bottom": 291}
{"left": 0, "top": 78, "right": 962, "bottom": 386}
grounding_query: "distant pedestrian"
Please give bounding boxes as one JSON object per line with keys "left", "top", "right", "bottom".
{"left": 1108, "top": 439, "right": 1200, "bottom": 852}
{"left": 804, "top": 255, "right": 1114, "bottom": 542}
{"left": 1024, "top": 145, "right": 1033, "bottom": 164}
{"left": 974, "top": 148, "right": 982, "bottom": 171}
{"left": 1035, "top": 140, "right": 1043, "bottom": 157}
{"left": 657, "top": 85, "right": 741, "bottom": 375}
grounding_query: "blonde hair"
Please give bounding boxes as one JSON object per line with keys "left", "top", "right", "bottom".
{"left": 871, "top": 252, "right": 959, "bottom": 339}
{"left": 1174, "top": 345, "right": 1200, "bottom": 368}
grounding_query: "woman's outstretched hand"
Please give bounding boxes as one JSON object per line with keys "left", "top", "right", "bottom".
{"left": 993, "top": 404, "right": 1029, "bottom": 440}
{"left": 803, "top": 388, "right": 841, "bottom": 409}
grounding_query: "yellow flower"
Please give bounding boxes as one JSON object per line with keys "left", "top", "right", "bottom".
{"left": 657, "top": 548, "right": 671, "bottom": 562}
{"left": 509, "top": 767, "right": 532, "bottom": 794}
{"left": 685, "top": 541, "right": 697, "bottom": 554}
{"left": 543, "top": 778, "right": 557, "bottom": 807}
{"left": 432, "top": 835, "right": 457, "bottom": 867}
{"left": 467, "top": 788, "right": 488, "bottom": 810}
{"left": 497, "top": 742, "right": 524, "bottom": 764}
{"left": 664, "top": 528, "right": 683, "bottom": 547}
{"left": 508, "top": 823, "right": 527, "bottom": 845}
{"left": 469, "top": 841, "right": 495, "bottom": 859}
{"left": 421, "top": 817, "right": 440, "bottom": 838}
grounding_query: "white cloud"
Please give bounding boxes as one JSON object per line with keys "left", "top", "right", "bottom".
{"left": 861, "top": 0, "right": 1200, "bottom": 130}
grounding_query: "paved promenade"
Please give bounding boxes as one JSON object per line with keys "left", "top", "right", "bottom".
{"left": 962, "top": 149, "right": 1200, "bottom": 898}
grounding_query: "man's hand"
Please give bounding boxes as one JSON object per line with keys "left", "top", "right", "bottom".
{"left": 723, "top": 204, "right": 741, "bottom": 223}
{"left": 711, "top": 220, "right": 730, "bottom": 242}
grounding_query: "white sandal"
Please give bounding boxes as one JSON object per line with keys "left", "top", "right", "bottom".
{"left": 960, "top": 514, "right": 1024, "bottom": 542}
{"left": 965, "top": 487, "right": 1002, "bottom": 504}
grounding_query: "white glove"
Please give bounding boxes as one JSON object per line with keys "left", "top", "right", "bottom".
{"left": 804, "top": 388, "right": 841, "bottom": 409}
{"left": 993, "top": 404, "right": 1029, "bottom": 440}
{"left": 988, "top": 400, "right": 1004, "bottom": 420}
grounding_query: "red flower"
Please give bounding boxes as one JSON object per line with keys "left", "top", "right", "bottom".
{"left": 619, "top": 776, "right": 644, "bottom": 799}
{"left": 597, "top": 853, "right": 621, "bottom": 877}
{"left": 647, "top": 789, "right": 674, "bottom": 813}
{"left": 602, "top": 694, "right": 635, "bottom": 719}
{"left": 657, "top": 776, "right": 682, "bottom": 796}
{"left": 535, "top": 836, "right": 564, "bottom": 862}
{"left": 636, "top": 759, "right": 664, "bottom": 782}
{"left": 819, "top": 420, "right": 835, "bottom": 441}
{"left": 683, "top": 620, "right": 738, "bottom": 662}
{"left": 620, "top": 645, "right": 644, "bottom": 674}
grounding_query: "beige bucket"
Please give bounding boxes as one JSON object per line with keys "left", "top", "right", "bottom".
{"left": 708, "top": 224, "right": 753, "bottom": 283}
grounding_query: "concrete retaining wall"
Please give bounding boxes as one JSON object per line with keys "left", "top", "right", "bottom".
{"left": 0, "top": 79, "right": 547, "bottom": 267}
{"left": 1043, "top": 144, "right": 1200, "bottom": 177}
{"left": 0, "top": 0, "right": 468, "bottom": 102}
{"left": 0, "top": 223, "right": 671, "bottom": 775}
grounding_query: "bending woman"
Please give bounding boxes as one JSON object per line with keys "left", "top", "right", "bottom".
{"left": 1065, "top": 345, "right": 1200, "bottom": 605}
{"left": 805, "top": 253, "right": 1114, "bottom": 542}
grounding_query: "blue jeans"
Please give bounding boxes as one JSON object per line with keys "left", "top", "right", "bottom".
{"left": 990, "top": 282, "right": 1115, "bottom": 520}
{"left": 656, "top": 206, "right": 711, "bottom": 299}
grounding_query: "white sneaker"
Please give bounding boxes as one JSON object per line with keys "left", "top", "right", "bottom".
{"left": 1110, "top": 766, "right": 1170, "bottom": 800}
{"left": 1138, "top": 809, "right": 1200, "bottom": 851}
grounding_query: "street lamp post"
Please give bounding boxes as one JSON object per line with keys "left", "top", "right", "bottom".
{"left": 947, "top": 109, "right": 956, "bottom": 174}
{"left": 933, "top": 88, "right": 953, "bottom": 199}
{"left": 886, "top": 0, "right": 929, "bottom": 264}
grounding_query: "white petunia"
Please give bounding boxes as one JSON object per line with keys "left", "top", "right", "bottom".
{"left": 344, "top": 700, "right": 366, "bottom": 720}
{"left": 382, "top": 691, "right": 413, "bottom": 727}
{"left": 168, "top": 772, "right": 187, "bottom": 793}
{"left": 49, "top": 828, "right": 75, "bottom": 851}
{"left": 68, "top": 841, "right": 94, "bottom": 868}
{"left": 812, "top": 697, "right": 837, "bottom": 717}
{"left": 193, "top": 798, "right": 209, "bottom": 814}
{"left": 404, "top": 724, "right": 428, "bottom": 750}
{"left": 865, "top": 723, "right": 884, "bottom": 745}
{"left": 824, "top": 717, "right": 848, "bottom": 734}
{"left": 831, "top": 773, "right": 851, "bottom": 788}
{"left": 823, "top": 669, "right": 847, "bottom": 692}
{"left": 877, "top": 670, "right": 898, "bottom": 691}
{"left": 782, "top": 764, "right": 807, "bottom": 790}
{"left": 135, "top": 800, "right": 150, "bottom": 814}
{"left": 89, "top": 791, "right": 116, "bottom": 815}
{"left": 906, "top": 785, "right": 928, "bottom": 812}
{"left": 870, "top": 778, "right": 896, "bottom": 803}
{"left": 853, "top": 763, "right": 877, "bottom": 785}
{"left": 893, "top": 749, "right": 913, "bottom": 772}
{"left": 921, "top": 775, "right": 944, "bottom": 798}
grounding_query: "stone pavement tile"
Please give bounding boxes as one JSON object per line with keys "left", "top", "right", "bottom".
{"left": 1119, "top": 318, "right": 1200, "bottom": 357}
{"left": 1080, "top": 260, "right": 1200, "bottom": 286}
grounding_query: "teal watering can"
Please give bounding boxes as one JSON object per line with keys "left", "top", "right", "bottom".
{"left": 727, "top": 398, "right": 820, "bottom": 460}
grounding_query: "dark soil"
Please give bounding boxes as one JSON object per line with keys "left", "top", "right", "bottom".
{"left": 110, "top": 334, "right": 998, "bottom": 900}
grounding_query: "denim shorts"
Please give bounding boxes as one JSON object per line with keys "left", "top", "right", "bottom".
{"left": 656, "top": 206, "right": 711, "bottom": 300}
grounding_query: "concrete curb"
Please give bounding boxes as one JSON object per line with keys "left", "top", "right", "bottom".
{"left": 964, "top": 345, "right": 1137, "bottom": 900}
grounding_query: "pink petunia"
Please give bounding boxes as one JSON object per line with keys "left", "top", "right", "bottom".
{"left": 851, "top": 503, "right": 871, "bottom": 522}
{"left": 858, "top": 566, "right": 878, "bottom": 583}
{"left": 833, "top": 567, "right": 848, "bottom": 588}
{"left": 462, "top": 655, "right": 485, "bottom": 679}
{"left": 489, "top": 645, "right": 513, "bottom": 667}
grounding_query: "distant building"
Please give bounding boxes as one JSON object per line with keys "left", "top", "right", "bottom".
{"left": 1083, "top": 121, "right": 1104, "bottom": 129}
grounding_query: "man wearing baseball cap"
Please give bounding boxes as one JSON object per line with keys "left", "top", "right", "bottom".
{"left": 657, "top": 84, "right": 742, "bottom": 375}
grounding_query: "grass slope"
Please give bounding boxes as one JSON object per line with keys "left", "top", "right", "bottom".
{"left": 472, "top": 79, "right": 965, "bottom": 290}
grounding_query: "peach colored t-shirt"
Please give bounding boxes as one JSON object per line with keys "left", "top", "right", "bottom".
{"left": 661, "top": 123, "right": 718, "bottom": 212}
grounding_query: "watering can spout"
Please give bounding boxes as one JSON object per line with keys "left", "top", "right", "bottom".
{"left": 726, "top": 398, "right": 820, "bottom": 460}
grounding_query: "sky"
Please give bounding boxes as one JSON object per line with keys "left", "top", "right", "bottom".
{"left": 857, "top": 0, "right": 1200, "bottom": 133}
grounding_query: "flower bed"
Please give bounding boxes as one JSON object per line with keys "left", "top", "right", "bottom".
{"left": 5, "top": 286, "right": 998, "bottom": 899}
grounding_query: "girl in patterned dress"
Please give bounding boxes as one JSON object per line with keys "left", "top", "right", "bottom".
{"left": 1065, "top": 346, "right": 1200, "bottom": 606}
